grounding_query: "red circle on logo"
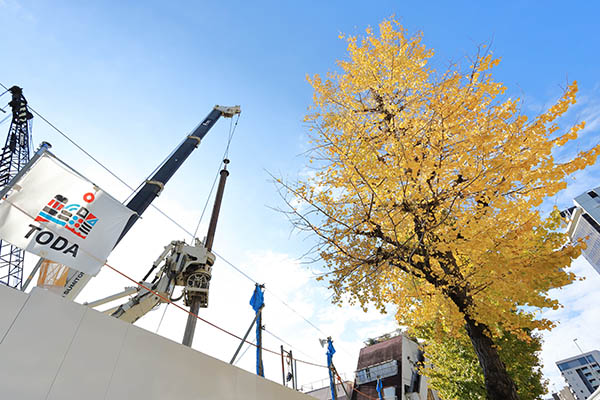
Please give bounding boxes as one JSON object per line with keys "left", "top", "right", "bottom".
{"left": 83, "top": 192, "right": 95, "bottom": 203}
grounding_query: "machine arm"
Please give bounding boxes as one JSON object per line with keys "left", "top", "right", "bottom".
{"left": 58, "top": 105, "right": 240, "bottom": 300}
{"left": 117, "top": 105, "right": 240, "bottom": 243}
{"left": 89, "top": 239, "right": 215, "bottom": 324}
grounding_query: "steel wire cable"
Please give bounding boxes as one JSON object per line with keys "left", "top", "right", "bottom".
{"left": 0, "top": 152, "right": 329, "bottom": 372}
{"left": 0, "top": 81, "right": 354, "bottom": 367}
{"left": 0, "top": 80, "right": 198, "bottom": 237}
{"left": 263, "top": 328, "right": 322, "bottom": 366}
{"left": 104, "top": 262, "right": 328, "bottom": 369}
{"left": 192, "top": 113, "right": 240, "bottom": 241}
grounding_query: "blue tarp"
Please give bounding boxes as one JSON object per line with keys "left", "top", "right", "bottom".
{"left": 249, "top": 285, "right": 264, "bottom": 377}
{"left": 326, "top": 339, "right": 336, "bottom": 366}
{"left": 376, "top": 378, "right": 383, "bottom": 400}
{"left": 327, "top": 338, "right": 336, "bottom": 400}
{"left": 249, "top": 284, "right": 264, "bottom": 312}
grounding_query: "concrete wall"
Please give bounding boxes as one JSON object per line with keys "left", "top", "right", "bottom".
{"left": 0, "top": 285, "right": 312, "bottom": 400}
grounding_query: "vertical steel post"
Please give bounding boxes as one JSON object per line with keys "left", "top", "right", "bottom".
{"left": 182, "top": 162, "right": 229, "bottom": 347}
{"left": 256, "top": 307, "right": 264, "bottom": 376}
{"left": 288, "top": 350, "right": 294, "bottom": 389}
{"left": 281, "top": 345, "right": 286, "bottom": 386}
{"left": 293, "top": 356, "right": 298, "bottom": 390}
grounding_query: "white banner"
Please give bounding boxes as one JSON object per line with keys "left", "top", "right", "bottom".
{"left": 0, "top": 153, "right": 134, "bottom": 276}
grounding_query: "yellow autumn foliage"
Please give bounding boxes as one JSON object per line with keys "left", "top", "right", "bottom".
{"left": 286, "top": 21, "right": 599, "bottom": 396}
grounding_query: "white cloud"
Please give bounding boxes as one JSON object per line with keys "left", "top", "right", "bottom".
{"left": 539, "top": 257, "right": 600, "bottom": 393}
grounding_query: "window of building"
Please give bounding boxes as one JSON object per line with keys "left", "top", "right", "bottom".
{"left": 587, "top": 191, "right": 600, "bottom": 205}
{"left": 558, "top": 357, "right": 593, "bottom": 371}
{"left": 383, "top": 386, "right": 396, "bottom": 399}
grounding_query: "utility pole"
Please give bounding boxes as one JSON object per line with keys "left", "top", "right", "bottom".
{"left": 182, "top": 160, "right": 229, "bottom": 347}
{"left": 0, "top": 86, "right": 32, "bottom": 289}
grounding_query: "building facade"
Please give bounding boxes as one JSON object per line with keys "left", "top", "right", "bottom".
{"left": 552, "top": 386, "right": 577, "bottom": 400}
{"left": 562, "top": 187, "right": 600, "bottom": 274}
{"left": 350, "top": 332, "right": 439, "bottom": 400}
{"left": 556, "top": 350, "right": 600, "bottom": 400}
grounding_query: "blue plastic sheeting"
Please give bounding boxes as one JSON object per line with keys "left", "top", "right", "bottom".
{"left": 326, "top": 339, "right": 336, "bottom": 366}
{"left": 376, "top": 378, "right": 383, "bottom": 400}
{"left": 249, "top": 285, "right": 264, "bottom": 377}
{"left": 327, "top": 338, "right": 336, "bottom": 400}
{"left": 249, "top": 285, "right": 264, "bottom": 312}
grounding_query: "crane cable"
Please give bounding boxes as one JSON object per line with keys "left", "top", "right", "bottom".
{"left": 191, "top": 113, "right": 240, "bottom": 242}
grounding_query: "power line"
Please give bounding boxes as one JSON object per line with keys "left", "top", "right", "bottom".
{"left": 2, "top": 193, "right": 328, "bottom": 372}
{"left": 264, "top": 328, "right": 322, "bottom": 366}
{"left": 213, "top": 250, "right": 328, "bottom": 335}
{"left": 104, "top": 262, "right": 328, "bottom": 369}
{"left": 0, "top": 82, "right": 352, "bottom": 367}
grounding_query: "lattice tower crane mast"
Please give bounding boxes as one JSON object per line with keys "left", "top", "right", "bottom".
{"left": 0, "top": 86, "right": 33, "bottom": 288}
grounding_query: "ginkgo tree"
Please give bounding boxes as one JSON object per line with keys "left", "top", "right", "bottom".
{"left": 415, "top": 324, "right": 546, "bottom": 399}
{"left": 281, "top": 20, "right": 600, "bottom": 400}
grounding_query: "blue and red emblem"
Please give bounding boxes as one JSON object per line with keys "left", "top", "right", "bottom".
{"left": 35, "top": 192, "right": 98, "bottom": 239}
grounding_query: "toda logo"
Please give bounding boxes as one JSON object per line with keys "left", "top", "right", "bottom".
{"left": 34, "top": 192, "right": 98, "bottom": 239}
{"left": 23, "top": 192, "right": 99, "bottom": 258}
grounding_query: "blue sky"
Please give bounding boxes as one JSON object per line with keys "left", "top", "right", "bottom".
{"left": 1, "top": 0, "right": 600, "bottom": 394}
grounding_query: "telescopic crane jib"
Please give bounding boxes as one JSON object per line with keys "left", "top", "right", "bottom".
{"left": 84, "top": 104, "right": 239, "bottom": 347}
{"left": 54, "top": 105, "right": 240, "bottom": 300}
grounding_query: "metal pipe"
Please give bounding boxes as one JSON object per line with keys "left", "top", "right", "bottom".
{"left": 182, "top": 298, "right": 201, "bottom": 347}
{"left": 205, "top": 163, "right": 229, "bottom": 251}
{"left": 289, "top": 350, "right": 295, "bottom": 390}
{"left": 257, "top": 308, "right": 264, "bottom": 376}
{"left": 230, "top": 311, "right": 260, "bottom": 364}
{"left": 182, "top": 163, "right": 229, "bottom": 347}
{"left": 21, "top": 258, "right": 43, "bottom": 291}
{"left": 294, "top": 358, "right": 298, "bottom": 390}
{"left": 84, "top": 287, "right": 138, "bottom": 308}
{"left": 281, "top": 345, "right": 286, "bottom": 386}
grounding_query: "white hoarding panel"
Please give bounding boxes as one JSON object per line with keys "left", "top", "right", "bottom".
{"left": 0, "top": 285, "right": 27, "bottom": 340}
{"left": 0, "top": 287, "right": 86, "bottom": 400}
{"left": 0, "top": 285, "right": 313, "bottom": 400}
{"left": 46, "top": 307, "right": 130, "bottom": 400}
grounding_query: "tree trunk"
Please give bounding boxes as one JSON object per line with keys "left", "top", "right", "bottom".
{"left": 464, "top": 316, "right": 519, "bottom": 400}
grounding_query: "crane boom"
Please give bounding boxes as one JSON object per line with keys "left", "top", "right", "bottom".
{"left": 117, "top": 105, "right": 239, "bottom": 243}
{"left": 56, "top": 105, "right": 240, "bottom": 300}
